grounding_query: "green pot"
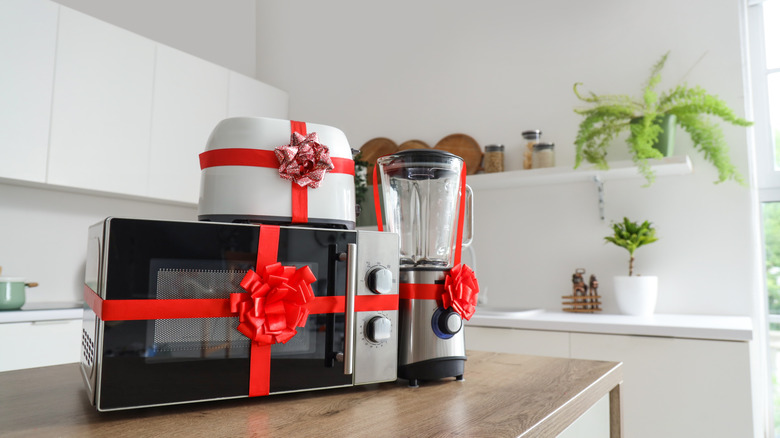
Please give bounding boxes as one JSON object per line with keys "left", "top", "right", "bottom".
{"left": 653, "top": 114, "right": 676, "bottom": 157}
{"left": 630, "top": 114, "right": 676, "bottom": 157}
{"left": 0, "top": 278, "right": 26, "bottom": 310}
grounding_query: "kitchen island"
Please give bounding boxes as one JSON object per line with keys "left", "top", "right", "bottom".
{"left": 0, "top": 350, "right": 622, "bottom": 437}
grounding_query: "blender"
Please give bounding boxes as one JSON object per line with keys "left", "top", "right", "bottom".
{"left": 375, "top": 149, "right": 477, "bottom": 386}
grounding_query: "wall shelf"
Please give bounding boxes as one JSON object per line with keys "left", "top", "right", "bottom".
{"left": 466, "top": 155, "right": 693, "bottom": 190}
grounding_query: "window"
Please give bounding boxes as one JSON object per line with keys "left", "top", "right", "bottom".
{"left": 751, "top": 0, "right": 780, "bottom": 435}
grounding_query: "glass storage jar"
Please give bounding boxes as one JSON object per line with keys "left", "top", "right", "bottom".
{"left": 522, "top": 130, "right": 542, "bottom": 170}
{"left": 532, "top": 142, "right": 555, "bottom": 168}
{"left": 484, "top": 144, "right": 504, "bottom": 173}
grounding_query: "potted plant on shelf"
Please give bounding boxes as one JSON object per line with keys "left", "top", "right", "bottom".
{"left": 605, "top": 217, "right": 659, "bottom": 316}
{"left": 572, "top": 52, "right": 753, "bottom": 185}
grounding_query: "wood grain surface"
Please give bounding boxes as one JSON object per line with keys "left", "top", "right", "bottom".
{"left": 434, "top": 133, "right": 483, "bottom": 174}
{"left": 0, "top": 351, "right": 622, "bottom": 438}
{"left": 397, "top": 139, "right": 430, "bottom": 151}
{"left": 358, "top": 137, "right": 397, "bottom": 185}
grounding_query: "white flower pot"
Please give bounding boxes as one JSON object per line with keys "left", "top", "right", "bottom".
{"left": 613, "top": 275, "right": 658, "bottom": 316}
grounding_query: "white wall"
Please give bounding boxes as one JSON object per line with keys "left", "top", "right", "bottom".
{"left": 0, "top": 183, "right": 197, "bottom": 304}
{"left": 53, "top": 0, "right": 257, "bottom": 77}
{"left": 256, "top": 0, "right": 759, "bottom": 317}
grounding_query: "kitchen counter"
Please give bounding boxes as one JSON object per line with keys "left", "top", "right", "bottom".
{"left": 0, "top": 302, "right": 82, "bottom": 323}
{"left": 0, "top": 350, "right": 623, "bottom": 437}
{"left": 467, "top": 309, "right": 753, "bottom": 342}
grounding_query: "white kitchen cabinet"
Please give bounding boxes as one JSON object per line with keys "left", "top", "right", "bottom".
{"left": 148, "top": 46, "right": 229, "bottom": 203}
{"left": 0, "top": 319, "right": 81, "bottom": 372}
{"left": 465, "top": 326, "right": 569, "bottom": 358}
{"left": 0, "top": 0, "right": 58, "bottom": 183}
{"left": 48, "top": 7, "right": 155, "bottom": 197}
{"left": 466, "top": 325, "right": 754, "bottom": 438}
{"left": 570, "top": 332, "right": 753, "bottom": 438}
{"left": 228, "top": 71, "right": 289, "bottom": 119}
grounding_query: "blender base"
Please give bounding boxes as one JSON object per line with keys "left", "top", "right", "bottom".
{"left": 398, "top": 357, "right": 467, "bottom": 387}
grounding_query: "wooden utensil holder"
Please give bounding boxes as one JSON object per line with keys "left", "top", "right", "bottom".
{"left": 561, "top": 294, "right": 602, "bottom": 313}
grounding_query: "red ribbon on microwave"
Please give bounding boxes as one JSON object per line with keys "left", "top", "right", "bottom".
{"left": 198, "top": 120, "right": 355, "bottom": 224}
{"left": 239, "top": 224, "right": 308, "bottom": 396}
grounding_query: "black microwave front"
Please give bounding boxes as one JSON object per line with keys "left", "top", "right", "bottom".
{"left": 80, "top": 218, "right": 399, "bottom": 411}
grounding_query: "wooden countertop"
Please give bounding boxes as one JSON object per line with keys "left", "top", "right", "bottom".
{"left": 0, "top": 351, "right": 623, "bottom": 437}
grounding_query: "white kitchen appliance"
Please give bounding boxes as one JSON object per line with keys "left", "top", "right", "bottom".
{"left": 198, "top": 117, "right": 356, "bottom": 229}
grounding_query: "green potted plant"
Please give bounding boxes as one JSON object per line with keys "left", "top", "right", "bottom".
{"left": 605, "top": 218, "right": 659, "bottom": 316}
{"left": 573, "top": 52, "right": 753, "bottom": 185}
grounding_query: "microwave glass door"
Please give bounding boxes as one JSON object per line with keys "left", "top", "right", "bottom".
{"left": 98, "top": 219, "right": 354, "bottom": 410}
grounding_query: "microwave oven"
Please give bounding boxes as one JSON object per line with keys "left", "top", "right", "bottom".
{"left": 80, "top": 218, "right": 399, "bottom": 411}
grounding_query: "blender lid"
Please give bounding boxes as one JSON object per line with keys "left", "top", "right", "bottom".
{"left": 380, "top": 148, "right": 463, "bottom": 164}
{"left": 377, "top": 149, "right": 463, "bottom": 180}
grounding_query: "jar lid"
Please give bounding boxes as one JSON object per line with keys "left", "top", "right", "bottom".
{"left": 522, "top": 130, "right": 542, "bottom": 139}
{"left": 485, "top": 144, "right": 504, "bottom": 152}
{"left": 533, "top": 142, "right": 554, "bottom": 151}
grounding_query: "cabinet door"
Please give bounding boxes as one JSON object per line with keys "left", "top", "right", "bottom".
{"left": 0, "top": 0, "right": 58, "bottom": 183}
{"left": 465, "top": 326, "right": 569, "bottom": 358}
{"left": 148, "top": 46, "right": 228, "bottom": 203}
{"left": 48, "top": 8, "right": 155, "bottom": 196}
{"left": 570, "top": 333, "right": 753, "bottom": 438}
{"left": 228, "top": 71, "right": 289, "bottom": 119}
{"left": 0, "top": 320, "right": 81, "bottom": 372}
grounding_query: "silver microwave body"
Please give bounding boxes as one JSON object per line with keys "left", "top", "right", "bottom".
{"left": 80, "top": 218, "right": 399, "bottom": 411}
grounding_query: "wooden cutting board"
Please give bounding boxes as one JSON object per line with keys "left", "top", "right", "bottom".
{"left": 434, "top": 133, "right": 483, "bottom": 174}
{"left": 398, "top": 139, "right": 430, "bottom": 151}
{"left": 358, "top": 137, "right": 398, "bottom": 185}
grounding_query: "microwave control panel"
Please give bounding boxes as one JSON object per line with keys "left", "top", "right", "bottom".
{"left": 353, "top": 230, "right": 400, "bottom": 385}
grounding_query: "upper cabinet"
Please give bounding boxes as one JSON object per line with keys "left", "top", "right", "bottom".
{"left": 149, "top": 46, "right": 229, "bottom": 203}
{"left": 228, "top": 71, "right": 289, "bottom": 119}
{"left": 1, "top": 1, "right": 289, "bottom": 204}
{"left": 0, "top": 0, "right": 59, "bottom": 183}
{"left": 48, "top": 8, "right": 156, "bottom": 197}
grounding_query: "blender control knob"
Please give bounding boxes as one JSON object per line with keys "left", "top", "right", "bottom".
{"left": 365, "top": 316, "right": 392, "bottom": 343}
{"left": 366, "top": 266, "right": 393, "bottom": 294}
{"left": 438, "top": 309, "right": 463, "bottom": 335}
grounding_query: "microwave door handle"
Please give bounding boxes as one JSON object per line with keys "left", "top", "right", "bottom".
{"left": 343, "top": 243, "right": 357, "bottom": 375}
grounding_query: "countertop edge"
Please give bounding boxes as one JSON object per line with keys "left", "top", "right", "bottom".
{"left": 0, "top": 307, "right": 82, "bottom": 324}
{"left": 465, "top": 311, "right": 754, "bottom": 342}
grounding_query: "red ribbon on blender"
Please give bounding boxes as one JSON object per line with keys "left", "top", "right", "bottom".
{"left": 374, "top": 161, "right": 480, "bottom": 319}
{"left": 198, "top": 121, "right": 355, "bottom": 224}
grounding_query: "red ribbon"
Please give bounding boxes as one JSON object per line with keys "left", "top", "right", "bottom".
{"left": 231, "top": 263, "right": 316, "bottom": 346}
{"left": 198, "top": 120, "right": 355, "bottom": 224}
{"left": 441, "top": 264, "right": 479, "bottom": 320}
{"left": 398, "top": 264, "right": 479, "bottom": 321}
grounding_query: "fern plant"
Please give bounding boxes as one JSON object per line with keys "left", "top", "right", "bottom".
{"left": 605, "top": 218, "right": 659, "bottom": 276}
{"left": 573, "top": 52, "right": 752, "bottom": 184}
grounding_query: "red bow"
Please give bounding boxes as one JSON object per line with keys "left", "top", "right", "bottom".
{"left": 230, "top": 262, "right": 317, "bottom": 345}
{"left": 441, "top": 264, "right": 479, "bottom": 320}
{"left": 274, "top": 131, "right": 335, "bottom": 188}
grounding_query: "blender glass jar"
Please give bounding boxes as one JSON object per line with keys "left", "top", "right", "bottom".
{"left": 377, "top": 150, "right": 465, "bottom": 268}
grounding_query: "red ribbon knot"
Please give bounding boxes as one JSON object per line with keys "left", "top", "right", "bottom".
{"left": 442, "top": 264, "right": 480, "bottom": 321}
{"left": 274, "top": 131, "right": 335, "bottom": 189}
{"left": 230, "top": 262, "right": 317, "bottom": 345}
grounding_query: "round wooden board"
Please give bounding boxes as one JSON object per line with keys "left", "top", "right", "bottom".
{"left": 359, "top": 137, "right": 398, "bottom": 185}
{"left": 434, "top": 133, "right": 483, "bottom": 174}
{"left": 398, "top": 139, "right": 430, "bottom": 151}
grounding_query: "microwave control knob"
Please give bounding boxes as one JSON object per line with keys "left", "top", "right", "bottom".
{"left": 365, "top": 316, "right": 392, "bottom": 343}
{"left": 366, "top": 266, "right": 393, "bottom": 294}
{"left": 438, "top": 309, "right": 463, "bottom": 335}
